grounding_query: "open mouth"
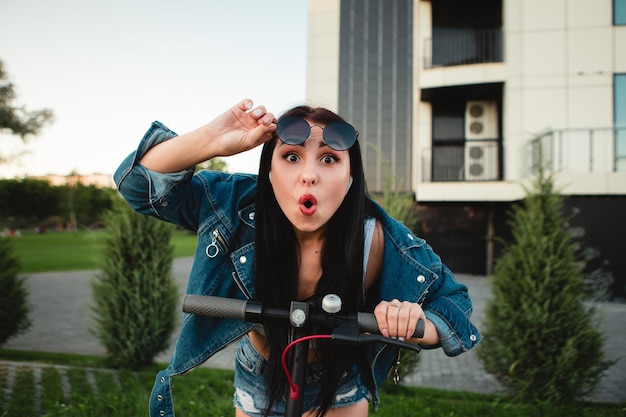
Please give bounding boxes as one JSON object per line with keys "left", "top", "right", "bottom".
{"left": 299, "top": 194, "right": 317, "bottom": 216}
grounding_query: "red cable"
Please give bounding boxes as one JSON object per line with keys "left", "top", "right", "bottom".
{"left": 281, "top": 334, "right": 331, "bottom": 400}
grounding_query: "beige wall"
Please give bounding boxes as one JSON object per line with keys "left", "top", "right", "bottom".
{"left": 306, "top": 0, "right": 341, "bottom": 110}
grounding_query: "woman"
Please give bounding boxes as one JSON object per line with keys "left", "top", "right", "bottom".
{"left": 114, "top": 99, "right": 481, "bottom": 417}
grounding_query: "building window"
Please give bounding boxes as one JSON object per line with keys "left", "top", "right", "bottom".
{"left": 615, "top": 0, "right": 626, "bottom": 25}
{"left": 432, "top": 106, "right": 465, "bottom": 181}
{"left": 616, "top": 74, "right": 626, "bottom": 171}
{"left": 338, "top": 0, "right": 414, "bottom": 192}
{"left": 426, "top": 0, "right": 503, "bottom": 68}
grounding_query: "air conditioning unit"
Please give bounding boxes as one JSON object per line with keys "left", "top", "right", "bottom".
{"left": 465, "top": 141, "right": 499, "bottom": 180}
{"left": 465, "top": 101, "right": 498, "bottom": 140}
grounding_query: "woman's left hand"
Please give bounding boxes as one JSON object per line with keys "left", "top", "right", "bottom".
{"left": 374, "top": 299, "right": 426, "bottom": 341}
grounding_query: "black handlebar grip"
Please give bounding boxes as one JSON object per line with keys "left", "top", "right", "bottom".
{"left": 183, "top": 295, "right": 247, "bottom": 320}
{"left": 357, "top": 313, "right": 426, "bottom": 338}
{"left": 414, "top": 318, "right": 426, "bottom": 338}
{"left": 356, "top": 312, "right": 380, "bottom": 334}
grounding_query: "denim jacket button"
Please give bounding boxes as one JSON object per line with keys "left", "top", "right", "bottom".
{"left": 470, "top": 334, "right": 477, "bottom": 342}
{"left": 417, "top": 275, "right": 425, "bottom": 284}
{"left": 239, "top": 256, "right": 247, "bottom": 264}
{"left": 161, "top": 200, "right": 168, "bottom": 207}
{"left": 248, "top": 212, "right": 255, "bottom": 220}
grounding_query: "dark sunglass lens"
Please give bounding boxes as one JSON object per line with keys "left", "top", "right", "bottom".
{"left": 277, "top": 116, "right": 310, "bottom": 145}
{"left": 323, "top": 122, "right": 357, "bottom": 150}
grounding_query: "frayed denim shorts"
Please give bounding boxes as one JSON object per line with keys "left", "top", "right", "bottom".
{"left": 233, "top": 334, "right": 370, "bottom": 417}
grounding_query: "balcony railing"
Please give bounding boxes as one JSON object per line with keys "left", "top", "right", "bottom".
{"left": 420, "top": 128, "right": 625, "bottom": 183}
{"left": 421, "top": 140, "right": 500, "bottom": 182}
{"left": 527, "top": 127, "right": 626, "bottom": 176}
{"left": 423, "top": 28, "right": 503, "bottom": 69}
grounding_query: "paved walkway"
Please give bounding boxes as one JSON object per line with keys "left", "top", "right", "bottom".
{"left": 4, "top": 257, "right": 625, "bottom": 403}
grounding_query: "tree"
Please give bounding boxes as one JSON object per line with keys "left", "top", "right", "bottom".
{"left": 477, "top": 164, "right": 614, "bottom": 403}
{"left": 0, "top": 59, "right": 54, "bottom": 163}
{"left": 58, "top": 182, "right": 116, "bottom": 228}
{"left": 91, "top": 200, "right": 178, "bottom": 370}
{"left": 0, "top": 236, "right": 31, "bottom": 346}
{"left": 0, "top": 178, "right": 116, "bottom": 229}
{"left": 0, "top": 178, "right": 59, "bottom": 224}
{"left": 0, "top": 59, "right": 52, "bottom": 348}
{"left": 372, "top": 161, "right": 420, "bottom": 380}
{"left": 195, "top": 157, "right": 228, "bottom": 173}
{"left": 379, "top": 178, "right": 419, "bottom": 232}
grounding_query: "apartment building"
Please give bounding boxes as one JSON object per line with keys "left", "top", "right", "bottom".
{"left": 307, "top": 0, "right": 626, "bottom": 299}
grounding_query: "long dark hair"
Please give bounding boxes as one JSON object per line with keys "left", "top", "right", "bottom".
{"left": 255, "top": 105, "right": 369, "bottom": 416}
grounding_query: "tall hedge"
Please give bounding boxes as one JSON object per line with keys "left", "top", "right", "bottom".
{"left": 376, "top": 173, "right": 421, "bottom": 380}
{"left": 478, "top": 167, "right": 613, "bottom": 403}
{"left": 91, "top": 201, "right": 178, "bottom": 370}
{"left": 0, "top": 236, "right": 31, "bottom": 346}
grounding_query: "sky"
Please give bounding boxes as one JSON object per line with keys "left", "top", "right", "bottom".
{"left": 0, "top": 0, "right": 308, "bottom": 178}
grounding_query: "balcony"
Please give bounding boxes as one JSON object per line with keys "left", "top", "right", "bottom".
{"left": 528, "top": 127, "right": 626, "bottom": 174}
{"left": 526, "top": 127, "right": 626, "bottom": 195}
{"left": 423, "top": 28, "right": 503, "bottom": 69}
{"left": 415, "top": 127, "right": 626, "bottom": 202}
{"left": 421, "top": 140, "right": 500, "bottom": 182}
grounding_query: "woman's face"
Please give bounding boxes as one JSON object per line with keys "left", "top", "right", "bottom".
{"left": 270, "top": 120, "right": 352, "bottom": 235}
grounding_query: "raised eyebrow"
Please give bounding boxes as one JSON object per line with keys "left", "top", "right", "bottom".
{"left": 277, "top": 141, "right": 305, "bottom": 149}
{"left": 277, "top": 139, "right": 332, "bottom": 150}
{"left": 278, "top": 141, "right": 328, "bottom": 149}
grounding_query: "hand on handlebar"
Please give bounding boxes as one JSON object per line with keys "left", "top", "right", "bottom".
{"left": 182, "top": 293, "right": 426, "bottom": 417}
{"left": 374, "top": 299, "right": 426, "bottom": 341}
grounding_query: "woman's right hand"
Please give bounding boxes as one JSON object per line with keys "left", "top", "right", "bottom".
{"left": 204, "top": 98, "right": 276, "bottom": 157}
{"left": 139, "top": 98, "right": 276, "bottom": 173}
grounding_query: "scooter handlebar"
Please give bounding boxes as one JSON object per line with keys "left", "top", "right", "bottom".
{"left": 183, "top": 294, "right": 425, "bottom": 339}
{"left": 356, "top": 311, "right": 425, "bottom": 339}
{"left": 183, "top": 294, "right": 247, "bottom": 319}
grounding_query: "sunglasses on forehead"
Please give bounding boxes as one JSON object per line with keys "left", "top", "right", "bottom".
{"left": 276, "top": 116, "right": 358, "bottom": 151}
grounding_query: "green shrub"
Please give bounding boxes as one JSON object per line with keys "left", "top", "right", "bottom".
{"left": 0, "top": 236, "right": 31, "bottom": 346}
{"left": 90, "top": 202, "right": 178, "bottom": 370}
{"left": 478, "top": 166, "right": 614, "bottom": 403}
{"left": 376, "top": 174, "right": 421, "bottom": 379}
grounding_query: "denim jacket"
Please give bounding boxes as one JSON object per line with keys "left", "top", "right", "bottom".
{"left": 114, "top": 121, "right": 481, "bottom": 417}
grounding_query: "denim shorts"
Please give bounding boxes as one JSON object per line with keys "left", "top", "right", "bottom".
{"left": 233, "top": 334, "right": 370, "bottom": 417}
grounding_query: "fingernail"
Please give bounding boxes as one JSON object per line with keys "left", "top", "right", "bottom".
{"left": 246, "top": 101, "right": 253, "bottom": 110}
{"left": 406, "top": 330, "right": 413, "bottom": 339}
{"left": 253, "top": 108, "right": 263, "bottom": 118}
{"left": 398, "top": 337, "right": 405, "bottom": 342}
{"left": 381, "top": 329, "right": 389, "bottom": 338}
{"left": 262, "top": 114, "right": 273, "bottom": 125}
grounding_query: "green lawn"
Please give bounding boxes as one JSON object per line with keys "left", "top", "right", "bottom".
{"left": 8, "top": 229, "right": 197, "bottom": 273}
{"left": 1, "top": 350, "right": 624, "bottom": 417}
